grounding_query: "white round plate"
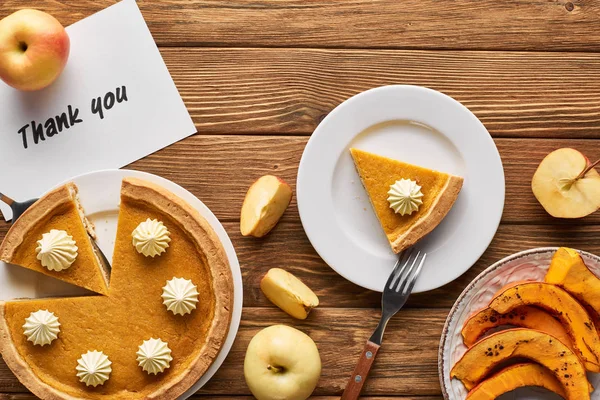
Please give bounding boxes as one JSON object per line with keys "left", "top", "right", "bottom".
{"left": 0, "top": 169, "right": 243, "bottom": 399}
{"left": 439, "top": 247, "right": 600, "bottom": 399}
{"left": 297, "top": 85, "right": 505, "bottom": 292}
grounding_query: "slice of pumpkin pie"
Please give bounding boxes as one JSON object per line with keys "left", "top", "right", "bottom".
{"left": 0, "top": 183, "right": 109, "bottom": 295}
{"left": 350, "top": 148, "right": 463, "bottom": 253}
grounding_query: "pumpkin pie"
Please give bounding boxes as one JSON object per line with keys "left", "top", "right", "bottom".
{"left": 350, "top": 148, "right": 463, "bottom": 253}
{"left": 0, "top": 177, "right": 233, "bottom": 399}
{"left": 0, "top": 183, "right": 109, "bottom": 295}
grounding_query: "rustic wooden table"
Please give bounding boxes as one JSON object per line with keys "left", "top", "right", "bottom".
{"left": 2, "top": 1, "right": 600, "bottom": 399}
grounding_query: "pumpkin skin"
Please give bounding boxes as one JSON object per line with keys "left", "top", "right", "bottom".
{"left": 461, "top": 305, "right": 573, "bottom": 351}
{"left": 450, "top": 328, "right": 589, "bottom": 399}
{"left": 465, "top": 363, "right": 566, "bottom": 400}
{"left": 545, "top": 247, "right": 600, "bottom": 320}
{"left": 489, "top": 281, "right": 600, "bottom": 372}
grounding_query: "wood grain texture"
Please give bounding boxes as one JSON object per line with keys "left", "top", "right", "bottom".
{"left": 0, "top": 135, "right": 592, "bottom": 224}
{"left": 0, "top": 396, "right": 442, "bottom": 400}
{"left": 0, "top": 308, "right": 447, "bottom": 395}
{"left": 1, "top": 221, "right": 600, "bottom": 310}
{"left": 2, "top": 0, "right": 600, "bottom": 51}
{"left": 158, "top": 48, "right": 600, "bottom": 138}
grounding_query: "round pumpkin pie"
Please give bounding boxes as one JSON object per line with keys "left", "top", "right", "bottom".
{"left": 0, "top": 177, "right": 233, "bottom": 399}
{"left": 350, "top": 148, "right": 464, "bottom": 253}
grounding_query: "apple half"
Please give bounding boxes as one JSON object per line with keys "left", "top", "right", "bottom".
{"left": 240, "top": 175, "right": 292, "bottom": 237}
{"left": 532, "top": 148, "right": 600, "bottom": 218}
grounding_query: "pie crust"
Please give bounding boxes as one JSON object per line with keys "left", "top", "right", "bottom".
{"left": 0, "top": 183, "right": 109, "bottom": 294}
{"left": 350, "top": 148, "right": 464, "bottom": 253}
{"left": 0, "top": 177, "right": 233, "bottom": 399}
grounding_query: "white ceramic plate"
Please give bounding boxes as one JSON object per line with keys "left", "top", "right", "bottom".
{"left": 439, "top": 247, "right": 600, "bottom": 399}
{"left": 0, "top": 169, "right": 243, "bottom": 399}
{"left": 296, "top": 85, "right": 505, "bottom": 292}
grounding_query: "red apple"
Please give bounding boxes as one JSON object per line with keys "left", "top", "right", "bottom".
{"left": 0, "top": 9, "right": 70, "bottom": 91}
{"left": 240, "top": 175, "right": 293, "bottom": 237}
{"left": 532, "top": 148, "right": 600, "bottom": 218}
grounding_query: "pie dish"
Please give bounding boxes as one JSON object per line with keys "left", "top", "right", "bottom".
{"left": 0, "top": 177, "right": 234, "bottom": 399}
{"left": 0, "top": 183, "right": 109, "bottom": 295}
{"left": 350, "top": 148, "right": 463, "bottom": 253}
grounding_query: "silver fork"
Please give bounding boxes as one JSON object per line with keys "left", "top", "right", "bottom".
{"left": 341, "top": 248, "right": 427, "bottom": 400}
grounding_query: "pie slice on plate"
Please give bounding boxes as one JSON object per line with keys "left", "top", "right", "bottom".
{"left": 0, "top": 177, "right": 233, "bottom": 399}
{"left": 0, "top": 183, "right": 109, "bottom": 295}
{"left": 350, "top": 148, "right": 464, "bottom": 253}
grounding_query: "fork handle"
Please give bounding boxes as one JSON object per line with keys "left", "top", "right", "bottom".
{"left": 341, "top": 340, "right": 381, "bottom": 400}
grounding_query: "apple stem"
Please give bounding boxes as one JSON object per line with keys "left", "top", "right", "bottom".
{"left": 576, "top": 158, "right": 600, "bottom": 180}
{"left": 266, "top": 364, "right": 283, "bottom": 373}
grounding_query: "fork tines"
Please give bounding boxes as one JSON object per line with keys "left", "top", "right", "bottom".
{"left": 386, "top": 248, "right": 427, "bottom": 295}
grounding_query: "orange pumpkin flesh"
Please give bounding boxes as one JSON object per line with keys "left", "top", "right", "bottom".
{"left": 461, "top": 305, "right": 573, "bottom": 351}
{"left": 465, "top": 363, "right": 566, "bottom": 400}
{"left": 545, "top": 247, "right": 600, "bottom": 318}
{"left": 450, "top": 328, "right": 589, "bottom": 399}
{"left": 489, "top": 282, "right": 600, "bottom": 372}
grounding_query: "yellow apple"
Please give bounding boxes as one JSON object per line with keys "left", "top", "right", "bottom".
{"left": 240, "top": 175, "right": 292, "bottom": 237}
{"left": 261, "top": 268, "right": 319, "bottom": 319}
{"left": 244, "top": 325, "right": 321, "bottom": 400}
{"left": 0, "top": 9, "right": 70, "bottom": 91}
{"left": 532, "top": 148, "right": 600, "bottom": 218}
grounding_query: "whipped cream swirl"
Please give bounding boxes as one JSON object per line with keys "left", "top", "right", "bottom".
{"left": 22, "top": 310, "right": 60, "bottom": 346}
{"left": 136, "top": 338, "right": 173, "bottom": 374}
{"left": 132, "top": 219, "right": 171, "bottom": 257}
{"left": 76, "top": 350, "right": 112, "bottom": 387}
{"left": 161, "top": 277, "right": 199, "bottom": 316}
{"left": 387, "top": 179, "right": 424, "bottom": 216}
{"left": 36, "top": 229, "right": 78, "bottom": 271}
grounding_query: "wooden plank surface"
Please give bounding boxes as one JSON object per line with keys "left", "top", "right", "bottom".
{"left": 2, "top": 0, "right": 600, "bottom": 51}
{"left": 158, "top": 48, "right": 600, "bottom": 138}
{"left": 0, "top": 135, "right": 592, "bottom": 224}
{"left": 0, "top": 309, "right": 447, "bottom": 395}
{"left": 2, "top": 0, "right": 600, "bottom": 398}
{"left": 1, "top": 219, "right": 599, "bottom": 310}
{"left": 0, "top": 396, "right": 441, "bottom": 400}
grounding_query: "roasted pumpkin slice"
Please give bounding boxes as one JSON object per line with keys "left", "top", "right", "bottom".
{"left": 546, "top": 247, "right": 600, "bottom": 314}
{"left": 489, "top": 281, "right": 600, "bottom": 372}
{"left": 450, "top": 328, "right": 589, "bottom": 399}
{"left": 466, "top": 363, "right": 566, "bottom": 400}
{"left": 461, "top": 305, "right": 573, "bottom": 351}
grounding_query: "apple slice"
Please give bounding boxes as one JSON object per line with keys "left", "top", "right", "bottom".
{"left": 240, "top": 175, "right": 292, "bottom": 237}
{"left": 244, "top": 325, "right": 321, "bottom": 400}
{"left": 532, "top": 148, "right": 600, "bottom": 218}
{"left": 261, "top": 268, "right": 319, "bottom": 319}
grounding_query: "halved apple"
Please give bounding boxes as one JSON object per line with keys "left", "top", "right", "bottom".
{"left": 461, "top": 305, "right": 573, "bottom": 350}
{"left": 240, "top": 175, "right": 293, "bottom": 237}
{"left": 532, "top": 148, "right": 600, "bottom": 218}
{"left": 489, "top": 281, "right": 600, "bottom": 371}
{"left": 466, "top": 363, "right": 566, "bottom": 400}
{"left": 260, "top": 268, "right": 319, "bottom": 319}
{"left": 450, "top": 328, "right": 589, "bottom": 399}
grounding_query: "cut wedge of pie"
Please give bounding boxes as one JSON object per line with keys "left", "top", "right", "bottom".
{"left": 350, "top": 148, "right": 464, "bottom": 253}
{"left": 0, "top": 177, "right": 233, "bottom": 399}
{"left": 0, "top": 183, "right": 109, "bottom": 295}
